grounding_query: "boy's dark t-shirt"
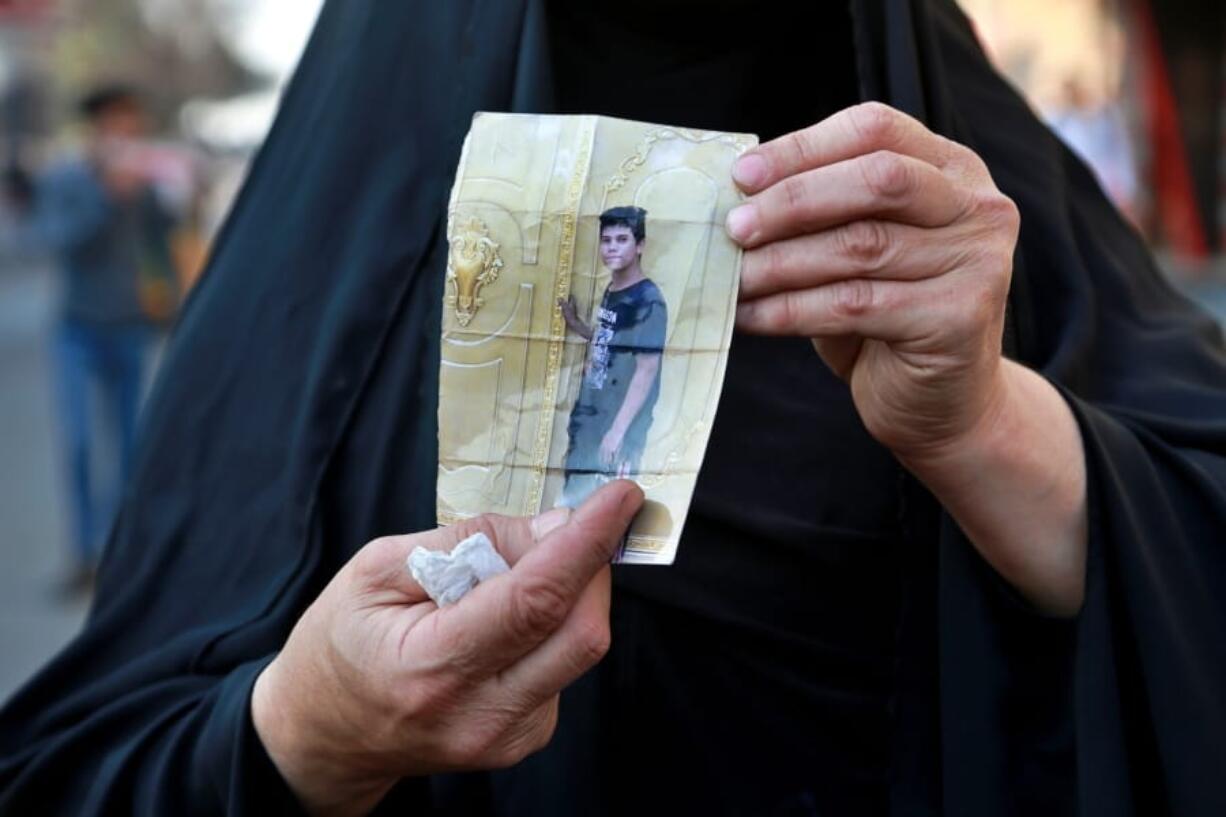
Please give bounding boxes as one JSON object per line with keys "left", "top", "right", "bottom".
{"left": 566, "top": 278, "right": 667, "bottom": 474}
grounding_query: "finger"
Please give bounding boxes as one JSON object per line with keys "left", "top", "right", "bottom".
{"left": 732, "top": 102, "right": 971, "bottom": 194}
{"left": 739, "top": 220, "right": 974, "bottom": 300}
{"left": 354, "top": 504, "right": 572, "bottom": 604}
{"left": 735, "top": 275, "right": 955, "bottom": 340}
{"left": 496, "top": 565, "right": 612, "bottom": 706}
{"left": 352, "top": 514, "right": 526, "bottom": 604}
{"left": 727, "top": 151, "right": 968, "bottom": 248}
{"left": 431, "top": 480, "right": 643, "bottom": 677}
{"left": 351, "top": 528, "right": 463, "bottom": 604}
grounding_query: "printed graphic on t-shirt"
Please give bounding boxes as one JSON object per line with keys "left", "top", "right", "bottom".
{"left": 586, "top": 306, "right": 619, "bottom": 390}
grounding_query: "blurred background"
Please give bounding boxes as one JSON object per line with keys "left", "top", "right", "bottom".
{"left": 0, "top": 0, "right": 321, "bottom": 700}
{"left": 0, "top": 0, "right": 1222, "bottom": 703}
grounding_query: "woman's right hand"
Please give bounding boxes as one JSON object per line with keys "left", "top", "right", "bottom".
{"left": 252, "top": 481, "right": 643, "bottom": 817}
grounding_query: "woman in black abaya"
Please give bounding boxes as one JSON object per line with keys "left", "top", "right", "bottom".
{"left": 2, "top": 2, "right": 1224, "bottom": 816}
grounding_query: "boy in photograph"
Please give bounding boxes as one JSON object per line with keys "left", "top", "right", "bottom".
{"left": 557, "top": 206, "right": 668, "bottom": 507}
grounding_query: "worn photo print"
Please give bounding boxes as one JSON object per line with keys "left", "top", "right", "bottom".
{"left": 437, "top": 112, "right": 756, "bottom": 564}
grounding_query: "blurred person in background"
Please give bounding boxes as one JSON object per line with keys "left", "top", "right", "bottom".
{"left": 32, "top": 84, "right": 178, "bottom": 595}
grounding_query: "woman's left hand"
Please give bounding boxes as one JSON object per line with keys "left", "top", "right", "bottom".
{"left": 729, "top": 102, "right": 1088, "bottom": 617}
{"left": 729, "top": 102, "right": 1019, "bottom": 463}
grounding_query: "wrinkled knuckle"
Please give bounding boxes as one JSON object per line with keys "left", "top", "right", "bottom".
{"left": 831, "top": 279, "right": 877, "bottom": 319}
{"left": 446, "top": 726, "right": 500, "bottom": 768}
{"left": 456, "top": 513, "right": 502, "bottom": 545}
{"left": 863, "top": 151, "right": 913, "bottom": 203}
{"left": 850, "top": 102, "right": 900, "bottom": 148}
{"left": 487, "top": 732, "right": 544, "bottom": 770}
{"left": 838, "top": 220, "right": 892, "bottom": 272}
{"left": 529, "top": 708, "right": 560, "bottom": 754}
{"left": 985, "top": 254, "right": 1014, "bottom": 297}
{"left": 780, "top": 174, "right": 810, "bottom": 213}
{"left": 785, "top": 129, "right": 816, "bottom": 169}
{"left": 484, "top": 745, "right": 524, "bottom": 771}
{"left": 757, "top": 243, "right": 788, "bottom": 289}
{"left": 974, "top": 191, "right": 1020, "bottom": 234}
{"left": 395, "top": 686, "right": 429, "bottom": 722}
{"left": 740, "top": 250, "right": 764, "bottom": 291}
{"left": 574, "top": 617, "right": 613, "bottom": 667}
{"left": 777, "top": 292, "right": 804, "bottom": 330}
{"left": 485, "top": 711, "right": 557, "bottom": 769}
{"left": 508, "top": 578, "right": 570, "bottom": 642}
{"left": 351, "top": 536, "right": 394, "bottom": 579}
{"left": 940, "top": 137, "right": 981, "bottom": 170}
{"left": 397, "top": 675, "right": 455, "bottom": 722}
{"left": 975, "top": 277, "right": 1007, "bottom": 322}
{"left": 954, "top": 280, "right": 1004, "bottom": 336}
{"left": 965, "top": 147, "right": 993, "bottom": 179}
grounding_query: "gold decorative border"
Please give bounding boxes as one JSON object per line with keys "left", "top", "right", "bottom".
{"left": 625, "top": 534, "right": 667, "bottom": 554}
{"left": 438, "top": 120, "right": 481, "bottom": 527}
{"left": 604, "top": 128, "right": 754, "bottom": 195}
{"left": 444, "top": 118, "right": 480, "bottom": 259}
{"left": 523, "top": 116, "right": 598, "bottom": 516}
{"left": 437, "top": 510, "right": 466, "bottom": 527}
{"left": 446, "top": 498, "right": 675, "bottom": 555}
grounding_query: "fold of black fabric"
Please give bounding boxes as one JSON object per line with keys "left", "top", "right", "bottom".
{"left": 0, "top": 1, "right": 470, "bottom": 812}
{"left": 914, "top": 4, "right": 1226, "bottom": 815}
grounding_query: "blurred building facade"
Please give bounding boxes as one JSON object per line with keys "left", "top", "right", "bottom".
{"left": 1, "top": 0, "right": 313, "bottom": 266}
{"left": 9, "top": 0, "right": 1222, "bottom": 267}
{"left": 2, "top": 0, "right": 324, "bottom": 693}
{"left": 963, "top": 0, "right": 1225, "bottom": 271}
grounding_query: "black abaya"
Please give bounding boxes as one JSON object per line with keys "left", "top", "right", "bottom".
{"left": 2, "top": 2, "right": 1225, "bottom": 815}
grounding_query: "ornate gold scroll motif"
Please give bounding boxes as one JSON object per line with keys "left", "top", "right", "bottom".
{"left": 446, "top": 216, "right": 504, "bottom": 327}
{"left": 604, "top": 127, "right": 754, "bottom": 195}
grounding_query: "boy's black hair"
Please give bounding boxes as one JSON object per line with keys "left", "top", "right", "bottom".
{"left": 599, "top": 206, "right": 647, "bottom": 242}
{"left": 77, "top": 84, "right": 142, "bottom": 122}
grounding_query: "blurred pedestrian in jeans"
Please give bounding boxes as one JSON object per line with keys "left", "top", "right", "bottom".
{"left": 33, "top": 85, "right": 177, "bottom": 594}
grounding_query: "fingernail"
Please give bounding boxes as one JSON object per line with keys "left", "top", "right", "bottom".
{"left": 733, "top": 153, "right": 767, "bottom": 189}
{"left": 530, "top": 507, "right": 571, "bottom": 541}
{"left": 726, "top": 204, "right": 757, "bottom": 244}
{"left": 617, "top": 481, "right": 645, "bottom": 516}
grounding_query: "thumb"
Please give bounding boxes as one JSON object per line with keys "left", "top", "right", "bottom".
{"left": 428, "top": 480, "right": 643, "bottom": 674}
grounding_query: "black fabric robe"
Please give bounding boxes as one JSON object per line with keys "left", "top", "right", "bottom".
{"left": 2, "top": 1, "right": 1225, "bottom": 815}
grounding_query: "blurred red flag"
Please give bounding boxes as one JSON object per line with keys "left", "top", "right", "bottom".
{"left": 1133, "top": 0, "right": 1211, "bottom": 261}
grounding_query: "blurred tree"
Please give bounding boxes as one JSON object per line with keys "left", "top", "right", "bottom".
{"left": 46, "top": 0, "right": 261, "bottom": 135}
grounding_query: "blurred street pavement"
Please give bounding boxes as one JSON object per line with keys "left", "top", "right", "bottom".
{"left": 0, "top": 259, "right": 90, "bottom": 705}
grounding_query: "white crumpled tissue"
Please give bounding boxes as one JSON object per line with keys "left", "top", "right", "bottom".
{"left": 407, "top": 532, "right": 511, "bottom": 606}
